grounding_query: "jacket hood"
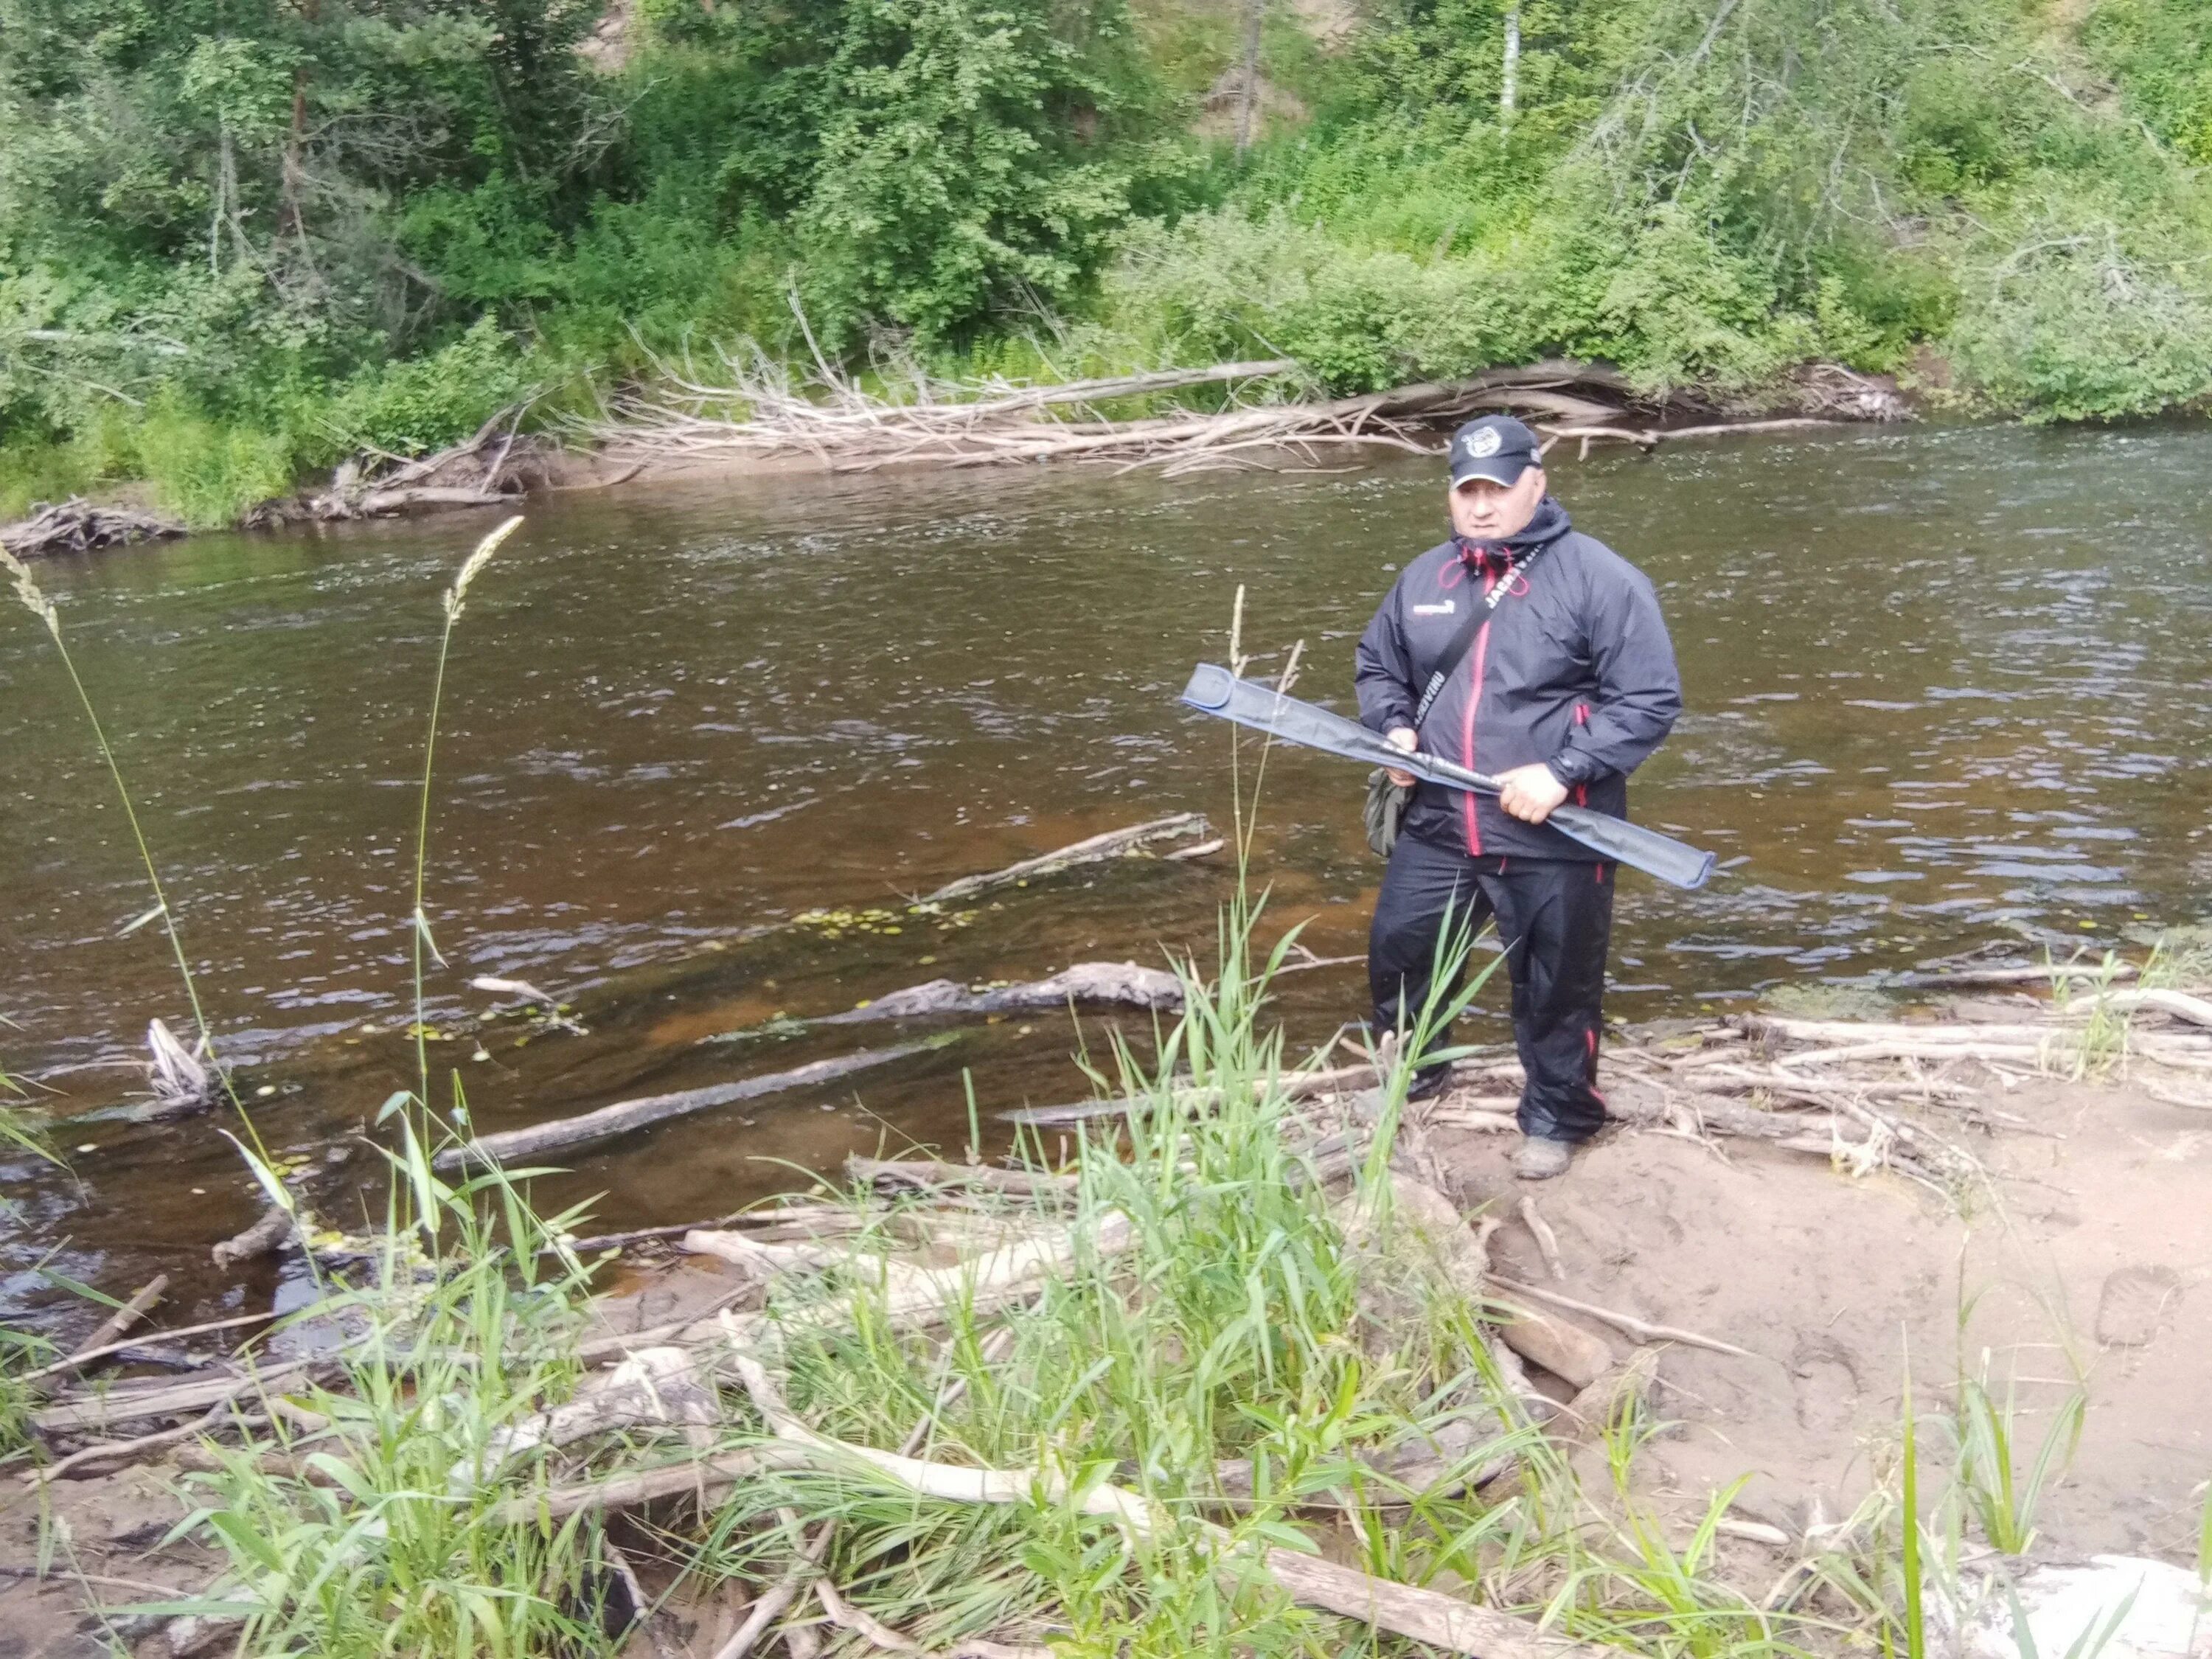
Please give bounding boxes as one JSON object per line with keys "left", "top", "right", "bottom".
{"left": 1453, "top": 495, "right": 1572, "bottom": 563}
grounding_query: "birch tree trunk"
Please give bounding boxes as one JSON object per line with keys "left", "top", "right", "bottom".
{"left": 1501, "top": 4, "right": 1521, "bottom": 125}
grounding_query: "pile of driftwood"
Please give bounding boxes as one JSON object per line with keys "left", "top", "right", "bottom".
{"left": 1416, "top": 959, "right": 2212, "bottom": 1191}
{"left": 0, "top": 497, "right": 182, "bottom": 557}
{"left": 243, "top": 407, "right": 556, "bottom": 526}
{"left": 33, "top": 945, "right": 2194, "bottom": 1652}
{"left": 17, "top": 1068, "right": 1708, "bottom": 1659}
{"left": 585, "top": 343, "right": 1902, "bottom": 479}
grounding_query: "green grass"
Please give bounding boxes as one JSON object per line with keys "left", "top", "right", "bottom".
{"left": 2050, "top": 950, "right": 2133, "bottom": 1080}
{"left": 1941, "top": 1353, "right": 2086, "bottom": 1559}
{"left": 0, "top": 1040, "right": 64, "bottom": 1463}
{"left": 1900, "top": 1364, "right": 1927, "bottom": 1659}
{"left": 2140, "top": 931, "right": 2212, "bottom": 994}
{"left": 168, "top": 1133, "right": 611, "bottom": 1655}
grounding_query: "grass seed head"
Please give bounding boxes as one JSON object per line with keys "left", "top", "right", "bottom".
{"left": 443, "top": 515, "right": 524, "bottom": 622}
{"left": 0, "top": 540, "right": 60, "bottom": 640}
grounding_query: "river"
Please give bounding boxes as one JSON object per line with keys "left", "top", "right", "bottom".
{"left": 4, "top": 422, "right": 2209, "bottom": 1318}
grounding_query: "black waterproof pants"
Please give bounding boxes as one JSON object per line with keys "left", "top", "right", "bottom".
{"left": 1367, "top": 831, "right": 1615, "bottom": 1141}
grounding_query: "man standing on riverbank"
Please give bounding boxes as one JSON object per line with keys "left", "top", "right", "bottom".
{"left": 1356, "top": 414, "right": 1682, "bottom": 1180}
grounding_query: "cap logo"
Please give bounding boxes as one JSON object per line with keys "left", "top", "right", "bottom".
{"left": 1467, "top": 427, "right": 1503, "bottom": 459}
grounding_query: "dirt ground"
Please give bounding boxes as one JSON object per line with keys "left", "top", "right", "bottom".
{"left": 7, "top": 1051, "right": 2208, "bottom": 1655}
{"left": 1436, "top": 1065, "right": 2212, "bottom": 1564}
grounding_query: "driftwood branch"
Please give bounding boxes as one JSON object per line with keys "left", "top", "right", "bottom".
{"left": 35, "top": 1356, "right": 319, "bottom": 1436}
{"left": 434, "top": 1039, "right": 933, "bottom": 1170}
{"left": 921, "top": 815, "right": 1209, "bottom": 904}
{"left": 844, "top": 1157, "right": 1078, "bottom": 1200}
{"left": 1001, "top": 1060, "right": 1376, "bottom": 1128}
{"left": 1891, "top": 962, "right": 2136, "bottom": 988}
{"left": 818, "top": 963, "right": 1184, "bottom": 1026}
{"left": 212, "top": 1205, "right": 296, "bottom": 1268}
{"left": 28, "top": 1400, "right": 260, "bottom": 1486}
{"left": 1486, "top": 1276, "right": 1761, "bottom": 1361}
{"left": 18, "top": 1309, "right": 276, "bottom": 1386}
{"left": 69, "top": 1274, "right": 169, "bottom": 1362}
{"left": 495, "top": 1446, "right": 805, "bottom": 1524}
{"left": 725, "top": 1352, "right": 1602, "bottom": 1659}
{"left": 1517, "top": 1197, "right": 1566, "bottom": 1280}
{"left": 553, "top": 1205, "right": 872, "bottom": 1257}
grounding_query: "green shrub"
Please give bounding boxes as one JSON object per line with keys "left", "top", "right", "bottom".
{"left": 1946, "top": 218, "right": 2212, "bottom": 420}
{"left": 315, "top": 319, "right": 536, "bottom": 462}
{"left": 0, "top": 437, "right": 98, "bottom": 520}
{"left": 132, "top": 406, "right": 301, "bottom": 528}
{"left": 793, "top": 0, "right": 1150, "bottom": 344}
{"left": 2086, "top": 0, "right": 2212, "bottom": 164}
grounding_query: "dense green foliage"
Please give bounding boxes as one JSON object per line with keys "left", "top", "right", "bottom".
{"left": 4, "top": 0, "right": 2211, "bottom": 523}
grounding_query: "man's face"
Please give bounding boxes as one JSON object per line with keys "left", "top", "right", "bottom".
{"left": 1448, "top": 465, "right": 1546, "bottom": 542}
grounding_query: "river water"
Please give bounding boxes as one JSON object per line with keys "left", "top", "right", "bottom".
{"left": 4, "top": 422, "right": 2210, "bottom": 1317}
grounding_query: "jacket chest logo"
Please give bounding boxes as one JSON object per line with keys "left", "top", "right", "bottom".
{"left": 1411, "top": 601, "right": 1455, "bottom": 616}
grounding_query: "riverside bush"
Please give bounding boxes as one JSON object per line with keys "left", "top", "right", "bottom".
{"left": 5, "top": 0, "right": 2212, "bottom": 524}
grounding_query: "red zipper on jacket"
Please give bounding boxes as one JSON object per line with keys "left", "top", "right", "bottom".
{"left": 1571, "top": 702, "right": 1590, "bottom": 807}
{"left": 1461, "top": 549, "right": 1500, "bottom": 853}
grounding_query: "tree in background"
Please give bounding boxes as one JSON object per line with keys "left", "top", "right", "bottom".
{"left": 789, "top": 0, "right": 1160, "bottom": 345}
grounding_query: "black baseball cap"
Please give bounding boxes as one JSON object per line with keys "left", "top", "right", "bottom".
{"left": 1447, "top": 414, "right": 1541, "bottom": 488}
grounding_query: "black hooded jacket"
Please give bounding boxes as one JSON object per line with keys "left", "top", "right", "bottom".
{"left": 1353, "top": 498, "right": 1683, "bottom": 860}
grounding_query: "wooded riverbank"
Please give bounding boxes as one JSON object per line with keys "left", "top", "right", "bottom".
{"left": 0, "top": 355, "right": 1908, "bottom": 554}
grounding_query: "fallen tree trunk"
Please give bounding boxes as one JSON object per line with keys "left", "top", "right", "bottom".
{"left": 921, "top": 814, "right": 1209, "bottom": 904}
{"left": 434, "top": 1039, "right": 937, "bottom": 1171}
{"left": 585, "top": 343, "right": 1785, "bottom": 482}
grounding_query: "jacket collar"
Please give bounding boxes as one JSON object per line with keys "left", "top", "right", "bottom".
{"left": 1454, "top": 495, "right": 1571, "bottom": 568}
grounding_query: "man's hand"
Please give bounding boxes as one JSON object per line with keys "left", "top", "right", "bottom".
{"left": 1496, "top": 762, "right": 1569, "bottom": 824}
{"left": 1383, "top": 726, "right": 1418, "bottom": 790}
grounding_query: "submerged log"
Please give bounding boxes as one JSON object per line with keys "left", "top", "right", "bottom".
{"left": 434, "top": 1039, "right": 939, "bottom": 1170}
{"left": 1001, "top": 1060, "right": 1376, "bottom": 1127}
{"left": 211, "top": 1205, "right": 296, "bottom": 1269}
{"left": 920, "top": 814, "right": 1210, "bottom": 904}
{"left": 846, "top": 1156, "right": 1079, "bottom": 1199}
{"left": 821, "top": 961, "right": 1183, "bottom": 1025}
